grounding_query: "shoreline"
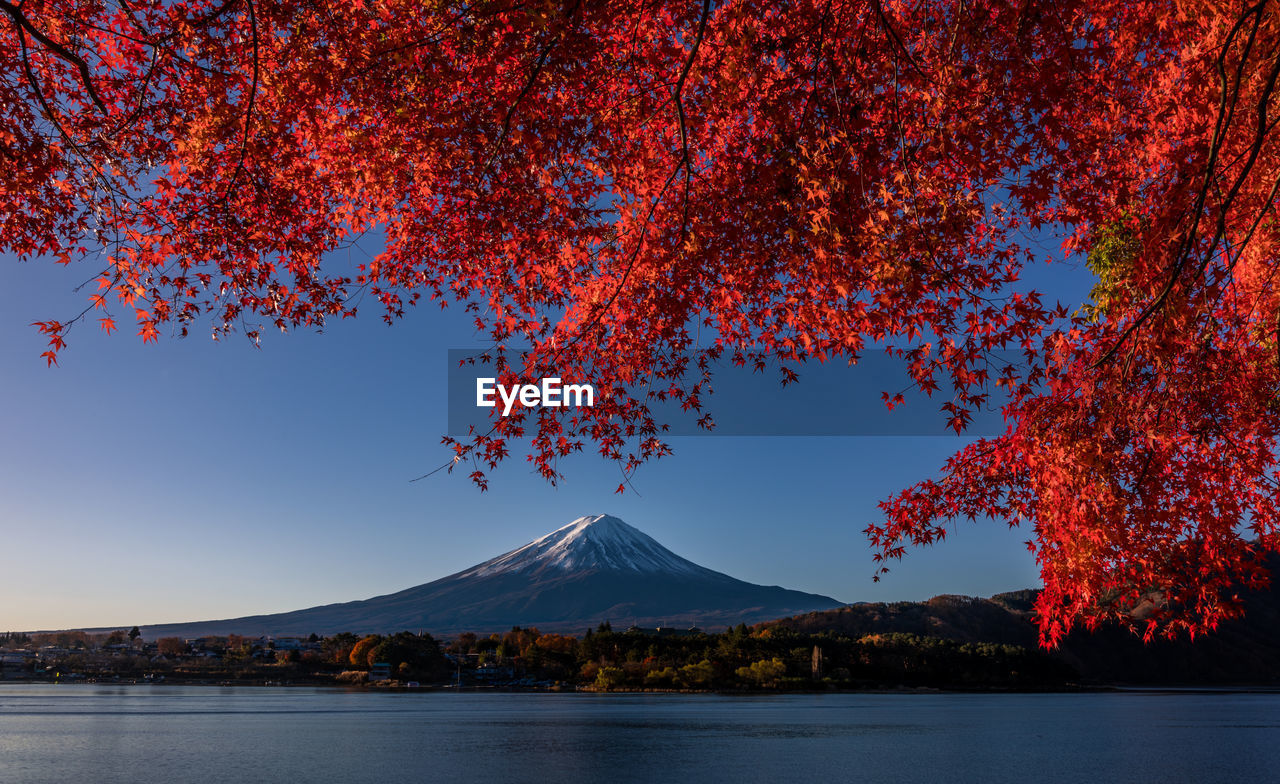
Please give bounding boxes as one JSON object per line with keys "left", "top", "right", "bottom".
{"left": 8, "top": 678, "right": 1280, "bottom": 695}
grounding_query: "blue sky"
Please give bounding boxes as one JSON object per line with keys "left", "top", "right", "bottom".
{"left": 1, "top": 244, "right": 1091, "bottom": 632}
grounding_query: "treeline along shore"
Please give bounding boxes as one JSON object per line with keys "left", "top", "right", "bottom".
{"left": 0, "top": 624, "right": 1072, "bottom": 692}
{"left": 8, "top": 573, "right": 1280, "bottom": 690}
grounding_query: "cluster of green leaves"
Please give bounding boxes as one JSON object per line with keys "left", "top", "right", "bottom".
{"left": 1081, "top": 216, "right": 1144, "bottom": 322}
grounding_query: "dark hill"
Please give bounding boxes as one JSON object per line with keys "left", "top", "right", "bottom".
{"left": 761, "top": 562, "right": 1280, "bottom": 684}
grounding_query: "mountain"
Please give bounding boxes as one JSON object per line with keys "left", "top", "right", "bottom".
{"left": 130, "top": 514, "right": 845, "bottom": 639}
{"left": 759, "top": 560, "right": 1280, "bottom": 685}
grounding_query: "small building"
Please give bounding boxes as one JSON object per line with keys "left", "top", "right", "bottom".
{"left": 1, "top": 652, "right": 33, "bottom": 679}
{"left": 369, "top": 662, "right": 393, "bottom": 682}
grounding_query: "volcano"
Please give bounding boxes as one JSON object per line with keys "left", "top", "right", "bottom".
{"left": 132, "top": 514, "right": 845, "bottom": 638}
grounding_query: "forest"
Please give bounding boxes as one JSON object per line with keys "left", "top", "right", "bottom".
{"left": 13, "top": 571, "right": 1280, "bottom": 689}
{"left": 0, "top": 624, "right": 1073, "bottom": 691}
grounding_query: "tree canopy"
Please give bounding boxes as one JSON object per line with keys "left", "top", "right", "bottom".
{"left": 5, "top": 0, "right": 1280, "bottom": 644}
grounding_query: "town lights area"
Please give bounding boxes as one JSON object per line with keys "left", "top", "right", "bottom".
{"left": 476, "top": 377, "right": 596, "bottom": 416}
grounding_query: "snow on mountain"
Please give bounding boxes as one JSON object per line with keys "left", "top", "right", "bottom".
{"left": 123, "top": 513, "right": 845, "bottom": 638}
{"left": 459, "top": 514, "right": 711, "bottom": 578}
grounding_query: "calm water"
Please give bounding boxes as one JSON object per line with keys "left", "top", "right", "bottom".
{"left": 2, "top": 685, "right": 1278, "bottom": 783}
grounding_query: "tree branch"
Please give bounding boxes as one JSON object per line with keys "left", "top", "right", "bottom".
{"left": 1, "top": 0, "right": 108, "bottom": 114}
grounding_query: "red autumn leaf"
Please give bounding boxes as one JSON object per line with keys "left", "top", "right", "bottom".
{"left": 5, "top": 0, "right": 1280, "bottom": 645}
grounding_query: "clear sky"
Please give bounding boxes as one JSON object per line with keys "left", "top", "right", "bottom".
{"left": 1, "top": 241, "right": 1093, "bottom": 633}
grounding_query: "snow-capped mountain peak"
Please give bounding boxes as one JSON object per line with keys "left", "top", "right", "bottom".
{"left": 460, "top": 514, "right": 709, "bottom": 578}
{"left": 130, "top": 513, "right": 845, "bottom": 637}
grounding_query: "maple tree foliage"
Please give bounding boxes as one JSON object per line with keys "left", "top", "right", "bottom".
{"left": 5, "top": 0, "right": 1280, "bottom": 645}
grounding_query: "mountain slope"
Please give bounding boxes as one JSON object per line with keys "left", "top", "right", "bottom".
{"left": 133, "top": 515, "right": 845, "bottom": 638}
{"left": 759, "top": 558, "right": 1280, "bottom": 685}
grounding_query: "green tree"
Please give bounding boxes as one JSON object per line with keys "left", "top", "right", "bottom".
{"left": 736, "top": 658, "right": 787, "bottom": 688}
{"left": 367, "top": 632, "right": 446, "bottom": 679}
{"left": 594, "top": 666, "right": 626, "bottom": 691}
{"left": 644, "top": 667, "right": 679, "bottom": 688}
{"left": 447, "top": 632, "right": 478, "bottom": 655}
{"left": 677, "top": 660, "right": 716, "bottom": 689}
{"left": 324, "top": 632, "right": 359, "bottom": 665}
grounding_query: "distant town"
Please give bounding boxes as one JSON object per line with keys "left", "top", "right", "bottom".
{"left": 0, "top": 623, "right": 1072, "bottom": 692}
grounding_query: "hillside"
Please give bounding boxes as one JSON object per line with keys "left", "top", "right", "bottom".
{"left": 760, "top": 562, "right": 1280, "bottom": 684}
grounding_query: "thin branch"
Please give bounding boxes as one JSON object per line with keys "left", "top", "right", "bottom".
{"left": 673, "top": 0, "right": 710, "bottom": 242}
{"left": 870, "top": 0, "right": 932, "bottom": 84}
{"left": 539, "top": 0, "right": 712, "bottom": 372}
{"left": 478, "top": 0, "right": 583, "bottom": 178}
{"left": 220, "top": 0, "right": 260, "bottom": 207}
{"left": 0, "top": 0, "right": 108, "bottom": 113}
{"left": 1093, "top": 1, "right": 1272, "bottom": 367}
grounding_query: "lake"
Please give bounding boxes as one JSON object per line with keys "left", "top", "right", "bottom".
{"left": 1, "top": 685, "right": 1278, "bottom": 782}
